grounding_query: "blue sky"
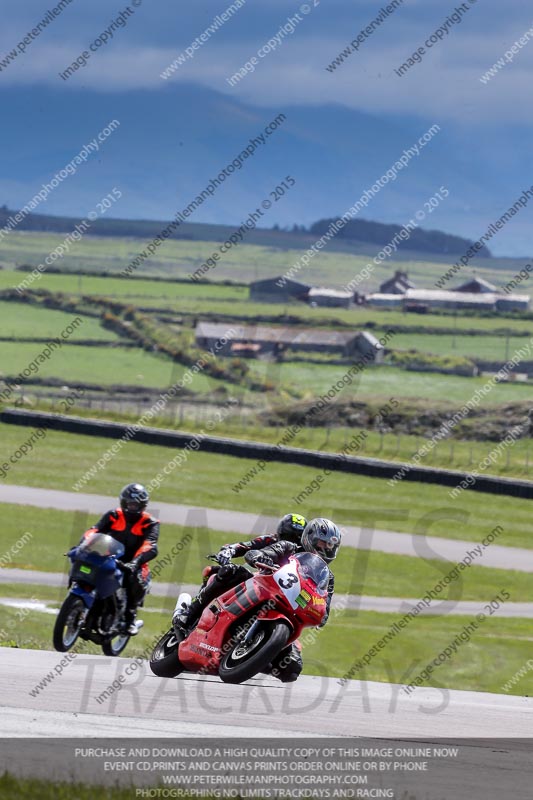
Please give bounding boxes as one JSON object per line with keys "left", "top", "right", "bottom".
{"left": 1, "top": 0, "right": 532, "bottom": 255}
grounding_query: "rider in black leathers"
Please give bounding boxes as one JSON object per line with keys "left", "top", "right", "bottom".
{"left": 244, "top": 518, "right": 341, "bottom": 682}
{"left": 176, "top": 515, "right": 341, "bottom": 682}
{"left": 77, "top": 483, "right": 159, "bottom": 634}
{"left": 174, "top": 514, "right": 307, "bottom": 681}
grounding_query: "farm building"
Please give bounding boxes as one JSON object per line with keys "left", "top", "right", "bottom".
{"left": 194, "top": 322, "right": 384, "bottom": 361}
{"left": 308, "top": 287, "right": 353, "bottom": 308}
{"left": 379, "top": 270, "right": 415, "bottom": 294}
{"left": 366, "top": 293, "right": 403, "bottom": 308}
{"left": 495, "top": 293, "right": 530, "bottom": 312}
{"left": 249, "top": 276, "right": 310, "bottom": 303}
{"left": 451, "top": 277, "right": 529, "bottom": 310}
{"left": 453, "top": 277, "right": 497, "bottom": 294}
{"left": 366, "top": 288, "right": 530, "bottom": 313}
{"left": 401, "top": 289, "right": 497, "bottom": 311}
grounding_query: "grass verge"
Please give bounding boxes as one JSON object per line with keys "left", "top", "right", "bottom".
{"left": 0, "top": 425, "right": 531, "bottom": 549}
{"left": 1, "top": 502, "right": 533, "bottom": 600}
{"left": 0, "top": 774, "right": 213, "bottom": 800}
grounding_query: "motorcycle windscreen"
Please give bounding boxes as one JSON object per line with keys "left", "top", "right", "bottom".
{"left": 292, "top": 553, "right": 329, "bottom": 594}
{"left": 73, "top": 533, "right": 124, "bottom": 593}
{"left": 273, "top": 553, "right": 328, "bottom": 611}
{"left": 79, "top": 533, "right": 125, "bottom": 559}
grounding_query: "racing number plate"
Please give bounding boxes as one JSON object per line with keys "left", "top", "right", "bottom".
{"left": 274, "top": 564, "right": 301, "bottom": 609}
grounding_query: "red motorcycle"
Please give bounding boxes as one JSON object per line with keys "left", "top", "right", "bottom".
{"left": 150, "top": 552, "right": 329, "bottom": 684}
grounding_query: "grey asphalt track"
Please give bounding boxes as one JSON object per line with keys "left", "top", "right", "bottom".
{"left": 1, "top": 646, "right": 532, "bottom": 739}
{"left": 2, "top": 490, "right": 533, "bottom": 797}
{"left": 2, "top": 483, "right": 533, "bottom": 571}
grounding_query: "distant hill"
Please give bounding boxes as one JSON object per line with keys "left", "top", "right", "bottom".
{"left": 0, "top": 204, "right": 491, "bottom": 261}
{"left": 0, "top": 85, "right": 531, "bottom": 257}
{"left": 309, "top": 218, "right": 492, "bottom": 258}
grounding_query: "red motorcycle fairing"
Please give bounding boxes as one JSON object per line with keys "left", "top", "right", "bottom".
{"left": 178, "top": 575, "right": 276, "bottom": 673}
{"left": 177, "top": 556, "right": 326, "bottom": 674}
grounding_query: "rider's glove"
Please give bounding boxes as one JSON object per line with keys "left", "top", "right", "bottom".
{"left": 217, "top": 563, "right": 237, "bottom": 580}
{"left": 122, "top": 560, "right": 139, "bottom": 574}
{"left": 245, "top": 550, "right": 274, "bottom": 569}
{"left": 217, "top": 547, "right": 235, "bottom": 566}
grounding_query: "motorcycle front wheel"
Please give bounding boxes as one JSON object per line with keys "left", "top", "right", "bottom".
{"left": 150, "top": 628, "right": 184, "bottom": 677}
{"left": 53, "top": 594, "right": 87, "bottom": 652}
{"left": 219, "top": 621, "right": 290, "bottom": 684}
{"left": 102, "top": 633, "right": 130, "bottom": 657}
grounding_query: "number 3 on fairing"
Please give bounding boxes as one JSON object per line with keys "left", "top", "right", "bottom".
{"left": 278, "top": 574, "right": 298, "bottom": 589}
{"left": 274, "top": 564, "right": 302, "bottom": 608}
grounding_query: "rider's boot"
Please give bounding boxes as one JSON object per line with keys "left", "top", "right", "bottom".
{"left": 173, "top": 598, "right": 201, "bottom": 636}
{"left": 125, "top": 607, "right": 142, "bottom": 636}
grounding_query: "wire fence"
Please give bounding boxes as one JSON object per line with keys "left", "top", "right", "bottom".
{"left": 3, "top": 385, "right": 532, "bottom": 479}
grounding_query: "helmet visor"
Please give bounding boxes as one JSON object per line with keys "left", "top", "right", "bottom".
{"left": 121, "top": 499, "right": 143, "bottom": 514}
{"left": 313, "top": 538, "right": 337, "bottom": 560}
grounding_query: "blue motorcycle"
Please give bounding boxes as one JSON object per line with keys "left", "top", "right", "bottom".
{"left": 53, "top": 532, "right": 140, "bottom": 656}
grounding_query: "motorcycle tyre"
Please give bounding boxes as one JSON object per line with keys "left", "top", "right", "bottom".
{"left": 219, "top": 621, "right": 290, "bottom": 684}
{"left": 102, "top": 633, "right": 131, "bottom": 657}
{"left": 150, "top": 628, "right": 184, "bottom": 678}
{"left": 53, "top": 594, "right": 86, "bottom": 652}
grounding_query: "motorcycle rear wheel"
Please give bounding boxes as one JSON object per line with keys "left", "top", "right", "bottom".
{"left": 219, "top": 621, "right": 290, "bottom": 684}
{"left": 150, "top": 628, "right": 184, "bottom": 677}
{"left": 53, "top": 594, "right": 86, "bottom": 652}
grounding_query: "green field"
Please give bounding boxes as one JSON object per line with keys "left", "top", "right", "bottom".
{"left": 25, "top": 405, "right": 533, "bottom": 478}
{"left": 389, "top": 331, "right": 531, "bottom": 361}
{"left": 0, "top": 268, "right": 247, "bottom": 302}
{"left": 0, "top": 775, "right": 147, "bottom": 800}
{"left": 251, "top": 360, "right": 532, "bottom": 404}
{"left": 0, "top": 341, "right": 230, "bottom": 392}
{"left": 159, "top": 417, "right": 533, "bottom": 474}
{"left": 3, "top": 339, "right": 531, "bottom": 403}
{"left": 1, "top": 229, "right": 529, "bottom": 291}
{"left": 2, "top": 501, "right": 531, "bottom": 601}
{"left": 0, "top": 302, "right": 120, "bottom": 342}
{"left": 2, "top": 264, "right": 533, "bottom": 335}
{"left": 0, "top": 425, "right": 531, "bottom": 549}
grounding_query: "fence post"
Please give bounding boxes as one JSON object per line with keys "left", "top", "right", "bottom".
{"left": 393, "top": 433, "right": 400, "bottom": 458}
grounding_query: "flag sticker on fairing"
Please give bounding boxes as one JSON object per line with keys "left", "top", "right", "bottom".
{"left": 295, "top": 589, "right": 312, "bottom": 608}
